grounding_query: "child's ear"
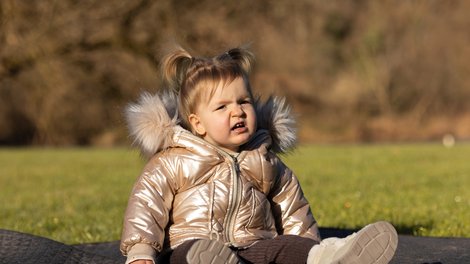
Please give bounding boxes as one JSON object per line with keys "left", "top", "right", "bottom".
{"left": 189, "top": 114, "right": 206, "bottom": 136}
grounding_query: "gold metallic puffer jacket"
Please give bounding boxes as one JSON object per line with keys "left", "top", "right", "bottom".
{"left": 120, "top": 92, "right": 321, "bottom": 256}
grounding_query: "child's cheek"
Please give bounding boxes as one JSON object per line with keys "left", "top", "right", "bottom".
{"left": 248, "top": 108, "right": 257, "bottom": 131}
{"left": 214, "top": 116, "right": 230, "bottom": 133}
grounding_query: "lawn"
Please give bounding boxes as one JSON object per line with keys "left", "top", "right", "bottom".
{"left": 282, "top": 144, "right": 470, "bottom": 238}
{"left": 1, "top": 144, "right": 469, "bottom": 245}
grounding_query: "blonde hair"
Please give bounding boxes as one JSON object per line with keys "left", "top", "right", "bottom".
{"left": 160, "top": 42, "right": 255, "bottom": 134}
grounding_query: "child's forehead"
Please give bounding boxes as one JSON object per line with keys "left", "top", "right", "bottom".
{"left": 211, "top": 78, "right": 250, "bottom": 99}
{"left": 194, "top": 77, "right": 251, "bottom": 111}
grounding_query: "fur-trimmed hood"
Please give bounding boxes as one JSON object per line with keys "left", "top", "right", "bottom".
{"left": 125, "top": 91, "right": 298, "bottom": 159}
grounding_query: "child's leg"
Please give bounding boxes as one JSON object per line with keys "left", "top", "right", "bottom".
{"left": 236, "top": 235, "right": 319, "bottom": 264}
{"left": 167, "top": 239, "right": 199, "bottom": 264}
{"left": 307, "top": 221, "right": 398, "bottom": 264}
{"left": 168, "top": 239, "right": 243, "bottom": 264}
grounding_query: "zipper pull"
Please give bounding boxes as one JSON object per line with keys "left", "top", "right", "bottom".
{"left": 234, "top": 157, "right": 240, "bottom": 172}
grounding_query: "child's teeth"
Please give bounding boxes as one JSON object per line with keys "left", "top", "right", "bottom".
{"left": 233, "top": 123, "right": 243, "bottom": 129}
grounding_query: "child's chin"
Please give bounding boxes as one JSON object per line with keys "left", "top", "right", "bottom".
{"left": 237, "top": 134, "right": 253, "bottom": 145}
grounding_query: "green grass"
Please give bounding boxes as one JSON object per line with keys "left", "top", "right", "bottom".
{"left": 0, "top": 148, "right": 143, "bottom": 245}
{"left": 1, "top": 144, "right": 469, "bottom": 245}
{"left": 283, "top": 144, "right": 470, "bottom": 238}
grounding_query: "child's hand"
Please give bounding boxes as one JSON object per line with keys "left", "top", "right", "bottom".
{"left": 129, "top": 260, "right": 153, "bottom": 264}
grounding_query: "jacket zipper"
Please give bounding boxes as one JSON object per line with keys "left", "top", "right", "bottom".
{"left": 179, "top": 131, "right": 242, "bottom": 245}
{"left": 225, "top": 155, "right": 241, "bottom": 246}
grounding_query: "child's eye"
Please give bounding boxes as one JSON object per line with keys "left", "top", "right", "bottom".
{"left": 241, "top": 100, "right": 251, "bottom": 104}
{"left": 216, "top": 105, "right": 226, "bottom": 110}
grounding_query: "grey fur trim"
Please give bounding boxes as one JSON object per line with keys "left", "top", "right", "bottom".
{"left": 256, "top": 96, "right": 298, "bottom": 154}
{"left": 125, "top": 91, "right": 180, "bottom": 159}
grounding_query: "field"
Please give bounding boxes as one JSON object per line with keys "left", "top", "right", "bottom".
{"left": 1, "top": 144, "right": 469, "bottom": 245}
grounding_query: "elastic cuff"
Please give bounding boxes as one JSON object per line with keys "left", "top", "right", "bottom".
{"left": 125, "top": 243, "right": 157, "bottom": 264}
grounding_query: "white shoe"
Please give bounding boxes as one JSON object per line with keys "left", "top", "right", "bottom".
{"left": 307, "top": 221, "right": 398, "bottom": 264}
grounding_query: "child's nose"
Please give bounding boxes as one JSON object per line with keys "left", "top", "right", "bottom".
{"left": 231, "top": 105, "right": 245, "bottom": 116}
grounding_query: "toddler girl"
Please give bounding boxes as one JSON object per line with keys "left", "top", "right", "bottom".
{"left": 120, "top": 42, "right": 398, "bottom": 264}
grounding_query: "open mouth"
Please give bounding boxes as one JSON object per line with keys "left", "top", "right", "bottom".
{"left": 232, "top": 122, "right": 245, "bottom": 130}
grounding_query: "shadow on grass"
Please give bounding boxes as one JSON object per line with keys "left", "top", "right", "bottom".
{"left": 319, "top": 220, "right": 435, "bottom": 238}
{"left": 319, "top": 227, "right": 357, "bottom": 238}
{"left": 393, "top": 220, "right": 435, "bottom": 236}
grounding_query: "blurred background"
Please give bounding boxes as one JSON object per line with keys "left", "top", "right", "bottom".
{"left": 1, "top": 0, "right": 469, "bottom": 147}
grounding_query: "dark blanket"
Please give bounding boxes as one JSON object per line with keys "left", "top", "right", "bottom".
{"left": 0, "top": 229, "right": 125, "bottom": 263}
{"left": 2, "top": 228, "right": 470, "bottom": 264}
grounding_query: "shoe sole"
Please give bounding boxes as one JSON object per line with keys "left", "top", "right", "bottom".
{"left": 186, "top": 240, "right": 243, "bottom": 264}
{"left": 331, "top": 221, "right": 398, "bottom": 264}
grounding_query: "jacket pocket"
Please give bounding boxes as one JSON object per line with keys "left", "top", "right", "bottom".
{"left": 209, "top": 182, "right": 224, "bottom": 232}
{"left": 245, "top": 188, "right": 277, "bottom": 237}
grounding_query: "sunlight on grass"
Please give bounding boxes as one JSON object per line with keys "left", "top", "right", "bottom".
{"left": 283, "top": 144, "right": 470, "bottom": 238}
{"left": 1, "top": 144, "right": 469, "bottom": 245}
{"left": 0, "top": 148, "right": 144, "bottom": 244}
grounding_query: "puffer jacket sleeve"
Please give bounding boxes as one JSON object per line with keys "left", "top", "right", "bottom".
{"left": 120, "top": 152, "right": 177, "bottom": 256}
{"left": 267, "top": 154, "right": 321, "bottom": 242}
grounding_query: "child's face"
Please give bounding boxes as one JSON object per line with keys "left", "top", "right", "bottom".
{"left": 189, "top": 77, "right": 257, "bottom": 153}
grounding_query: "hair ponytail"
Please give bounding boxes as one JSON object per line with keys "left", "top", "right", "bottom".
{"left": 222, "top": 44, "right": 255, "bottom": 78}
{"left": 160, "top": 42, "right": 193, "bottom": 91}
